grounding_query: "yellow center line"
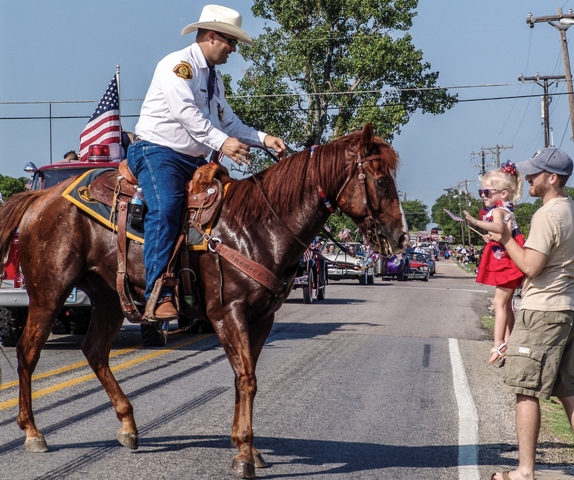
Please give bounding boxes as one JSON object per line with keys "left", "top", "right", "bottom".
{"left": 0, "top": 334, "right": 211, "bottom": 411}
{"left": 0, "top": 346, "right": 139, "bottom": 391}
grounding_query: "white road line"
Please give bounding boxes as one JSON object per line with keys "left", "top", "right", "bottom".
{"left": 383, "top": 285, "right": 489, "bottom": 293}
{"left": 449, "top": 338, "right": 480, "bottom": 480}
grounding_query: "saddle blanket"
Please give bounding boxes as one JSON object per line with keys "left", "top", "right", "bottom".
{"left": 62, "top": 168, "right": 224, "bottom": 251}
{"left": 62, "top": 168, "right": 145, "bottom": 243}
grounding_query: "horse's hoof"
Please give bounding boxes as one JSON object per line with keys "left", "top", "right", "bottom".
{"left": 117, "top": 432, "right": 138, "bottom": 450}
{"left": 253, "top": 451, "right": 267, "bottom": 468}
{"left": 25, "top": 436, "right": 48, "bottom": 453}
{"left": 231, "top": 458, "right": 256, "bottom": 479}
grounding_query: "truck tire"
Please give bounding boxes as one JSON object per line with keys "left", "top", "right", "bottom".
{"left": 0, "top": 307, "right": 27, "bottom": 347}
{"left": 178, "top": 316, "right": 200, "bottom": 334}
{"left": 200, "top": 320, "right": 215, "bottom": 333}
{"left": 303, "top": 270, "right": 315, "bottom": 304}
{"left": 367, "top": 271, "right": 375, "bottom": 285}
{"left": 68, "top": 309, "right": 91, "bottom": 335}
{"left": 141, "top": 323, "right": 168, "bottom": 347}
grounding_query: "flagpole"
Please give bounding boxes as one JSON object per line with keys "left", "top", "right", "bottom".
{"left": 116, "top": 65, "right": 122, "bottom": 158}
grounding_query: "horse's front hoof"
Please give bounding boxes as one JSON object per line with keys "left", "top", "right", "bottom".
{"left": 25, "top": 436, "right": 48, "bottom": 453}
{"left": 253, "top": 451, "right": 267, "bottom": 468}
{"left": 231, "top": 457, "right": 256, "bottom": 478}
{"left": 117, "top": 431, "right": 138, "bottom": 450}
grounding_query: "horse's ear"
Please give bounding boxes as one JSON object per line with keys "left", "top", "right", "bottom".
{"left": 362, "top": 123, "right": 375, "bottom": 151}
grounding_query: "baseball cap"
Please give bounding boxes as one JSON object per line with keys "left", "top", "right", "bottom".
{"left": 516, "top": 147, "right": 573, "bottom": 176}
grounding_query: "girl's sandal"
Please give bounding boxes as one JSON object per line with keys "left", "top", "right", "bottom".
{"left": 488, "top": 343, "right": 507, "bottom": 366}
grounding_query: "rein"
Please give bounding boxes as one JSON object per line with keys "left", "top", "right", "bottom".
{"left": 197, "top": 145, "right": 387, "bottom": 297}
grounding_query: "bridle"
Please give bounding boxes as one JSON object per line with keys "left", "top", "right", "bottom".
{"left": 330, "top": 151, "right": 390, "bottom": 250}
{"left": 248, "top": 146, "right": 390, "bottom": 252}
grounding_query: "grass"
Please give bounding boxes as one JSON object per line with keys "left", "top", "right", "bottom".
{"left": 481, "top": 315, "right": 574, "bottom": 443}
{"left": 457, "top": 261, "right": 476, "bottom": 274}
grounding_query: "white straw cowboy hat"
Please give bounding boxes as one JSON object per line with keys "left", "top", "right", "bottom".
{"left": 181, "top": 5, "right": 253, "bottom": 45}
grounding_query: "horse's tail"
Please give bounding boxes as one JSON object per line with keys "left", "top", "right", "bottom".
{"left": 0, "top": 190, "right": 46, "bottom": 270}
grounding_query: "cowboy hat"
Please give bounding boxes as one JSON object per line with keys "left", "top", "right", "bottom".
{"left": 181, "top": 5, "right": 253, "bottom": 45}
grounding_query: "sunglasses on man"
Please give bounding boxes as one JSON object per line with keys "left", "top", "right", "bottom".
{"left": 215, "top": 31, "right": 238, "bottom": 47}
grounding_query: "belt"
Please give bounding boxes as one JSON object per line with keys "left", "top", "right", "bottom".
{"left": 131, "top": 138, "right": 207, "bottom": 159}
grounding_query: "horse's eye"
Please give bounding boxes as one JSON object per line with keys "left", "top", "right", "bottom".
{"left": 377, "top": 178, "right": 388, "bottom": 189}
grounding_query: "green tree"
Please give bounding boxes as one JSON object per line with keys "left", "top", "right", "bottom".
{"left": 325, "top": 213, "right": 361, "bottom": 242}
{"left": 0, "top": 175, "right": 27, "bottom": 200}
{"left": 402, "top": 199, "right": 429, "bottom": 231}
{"left": 431, "top": 193, "right": 484, "bottom": 245}
{"left": 228, "top": 0, "right": 457, "bottom": 156}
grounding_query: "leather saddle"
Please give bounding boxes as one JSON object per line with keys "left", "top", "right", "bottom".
{"left": 87, "top": 160, "right": 232, "bottom": 324}
{"left": 89, "top": 160, "right": 231, "bottom": 227}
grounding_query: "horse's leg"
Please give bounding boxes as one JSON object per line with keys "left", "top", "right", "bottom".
{"left": 219, "top": 312, "right": 274, "bottom": 478}
{"left": 80, "top": 286, "right": 139, "bottom": 449}
{"left": 16, "top": 305, "right": 60, "bottom": 452}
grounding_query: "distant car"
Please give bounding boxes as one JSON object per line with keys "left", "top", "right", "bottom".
{"left": 322, "top": 242, "right": 375, "bottom": 285}
{"left": 405, "top": 252, "right": 430, "bottom": 281}
{"left": 292, "top": 248, "right": 328, "bottom": 304}
{"left": 422, "top": 253, "right": 436, "bottom": 276}
{"left": 374, "top": 253, "right": 409, "bottom": 281}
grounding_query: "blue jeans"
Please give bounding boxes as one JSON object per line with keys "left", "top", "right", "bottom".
{"left": 127, "top": 141, "right": 207, "bottom": 300}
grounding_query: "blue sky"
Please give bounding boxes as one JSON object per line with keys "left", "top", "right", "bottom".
{"left": 1, "top": 1, "right": 573, "bottom": 212}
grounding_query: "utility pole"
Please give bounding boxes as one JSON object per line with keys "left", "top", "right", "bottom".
{"left": 471, "top": 145, "right": 513, "bottom": 172}
{"left": 457, "top": 180, "right": 474, "bottom": 247}
{"left": 527, "top": 8, "right": 574, "bottom": 144}
{"left": 519, "top": 73, "right": 565, "bottom": 147}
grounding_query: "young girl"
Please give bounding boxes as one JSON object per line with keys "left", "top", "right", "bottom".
{"left": 463, "top": 161, "right": 525, "bottom": 365}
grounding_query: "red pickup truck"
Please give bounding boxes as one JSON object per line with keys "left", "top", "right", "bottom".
{"left": 0, "top": 159, "right": 119, "bottom": 346}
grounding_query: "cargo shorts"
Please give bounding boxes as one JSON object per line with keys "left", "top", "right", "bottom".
{"left": 503, "top": 309, "right": 574, "bottom": 400}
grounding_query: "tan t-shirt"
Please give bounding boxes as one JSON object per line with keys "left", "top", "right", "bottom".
{"left": 520, "top": 196, "right": 574, "bottom": 311}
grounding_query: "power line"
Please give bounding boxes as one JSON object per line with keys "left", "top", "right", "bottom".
{"left": 3, "top": 91, "right": 574, "bottom": 122}
{"left": 0, "top": 80, "right": 567, "bottom": 106}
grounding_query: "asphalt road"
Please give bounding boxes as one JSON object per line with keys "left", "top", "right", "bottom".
{"left": 0, "top": 260, "right": 542, "bottom": 479}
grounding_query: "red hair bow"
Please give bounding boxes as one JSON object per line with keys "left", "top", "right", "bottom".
{"left": 501, "top": 161, "right": 517, "bottom": 176}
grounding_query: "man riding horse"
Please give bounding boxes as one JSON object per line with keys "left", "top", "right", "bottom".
{"left": 128, "top": 4, "right": 286, "bottom": 320}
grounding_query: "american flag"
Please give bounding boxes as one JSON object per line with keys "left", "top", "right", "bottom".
{"left": 79, "top": 75, "right": 120, "bottom": 161}
{"left": 444, "top": 209, "right": 464, "bottom": 223}
{"left": 302, "top": 248, "right": 313, "bottom": 262}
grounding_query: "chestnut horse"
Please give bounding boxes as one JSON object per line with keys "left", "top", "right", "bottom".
{"left": 0, "top": 124, "right": 407, "bottom": 478}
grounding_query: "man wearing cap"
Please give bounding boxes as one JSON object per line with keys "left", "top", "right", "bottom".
{"left": 490, "top": 147, "right": 574, "bottom": 480}
{"left": 128, "top": 5, "right": 286, "bottom": 320}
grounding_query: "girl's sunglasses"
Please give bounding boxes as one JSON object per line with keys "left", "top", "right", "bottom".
{"left": 478, "top": 188, "right": 500, "bottom": 197}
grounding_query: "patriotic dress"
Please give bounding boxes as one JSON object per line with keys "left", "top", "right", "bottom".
{"left": 476, "top": 201, "right": 525, "bottom": 289}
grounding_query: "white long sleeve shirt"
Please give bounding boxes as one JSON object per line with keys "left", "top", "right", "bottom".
{"left": 135, "top": 42, "right": 266, "bottom": 157}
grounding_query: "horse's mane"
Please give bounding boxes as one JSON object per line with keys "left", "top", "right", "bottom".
{"left": 224, "top": 131, "right": 398, "bottom": 230}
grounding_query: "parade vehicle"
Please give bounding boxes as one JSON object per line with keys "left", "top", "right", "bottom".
{"left": 374, "top": 253, "right": 409, "bottom": 281}
{"left": 322, "top": 242, "right": 375, "bottom": 285}
{"left": 404, "top": 251, "right": 430, "bottom": 281}
{"left": 292, "top": 247, "right": 328, "bottom": 303}
{"left": 0, "top": 151, "right": 123, "bottom": 347}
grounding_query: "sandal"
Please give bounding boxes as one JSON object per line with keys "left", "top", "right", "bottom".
{"left": 488, "top": 343, "right": 507, "bottom": 366}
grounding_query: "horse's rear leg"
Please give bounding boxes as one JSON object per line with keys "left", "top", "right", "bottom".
{"left": 80, "top": 292, "right": 139, "bottom": 449}
{"left": 16, "top": 306, "right": 59, "bottom": 452}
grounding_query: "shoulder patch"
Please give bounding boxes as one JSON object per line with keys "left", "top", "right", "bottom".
{"left": 173, "top": 61, "right": 193, "bottom": 80}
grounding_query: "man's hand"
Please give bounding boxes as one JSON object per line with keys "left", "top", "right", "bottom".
{"left": 489, "top": 218, "right": 512, "bottom": 244}
{"left": 221, "top": 137, "right": 252, "bottom": 165}
{"left": 264, "top": 135, "right": 287, "bottom": 158}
